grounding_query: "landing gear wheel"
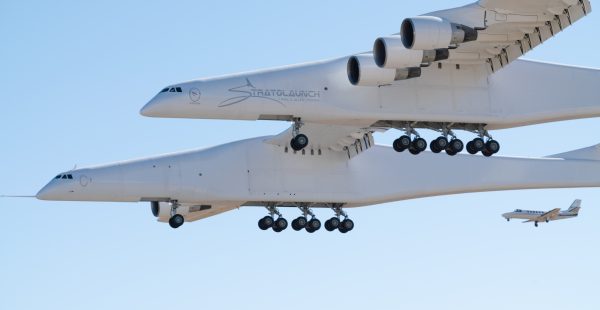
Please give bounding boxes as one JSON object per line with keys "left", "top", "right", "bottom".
{"left": 446, "top": 139, "right": 463, "bottom": 155}
{"left": 290, "top": 134, "right": 309, "bottom": 151}
{"left": 168, "top": 214, "right": 184, "bottom": 229}
{"left": 272, "top": 218, "right": 288, "bottom": 232}
{"left": 306, "top": 218, "right": 321, "bottom": 233}
{"left": 485, "top": 140, "right": 500, "bottom": 154}
{"left": 291, "top": 216, "right": 307, "bottom": 231}
{"left": 467, "top": 137, "right": 484, "bottom": 155}
{"left": 466, "top": 141, "right": 477, "bottom": 155}
{"left": 258, "top": 216, "right": 274, "bottom": 230}
{"left": 481, "top": 149, "right": 493, "bottom": 157}
{"left": 393, "top": 135, "right": 411, "bottom": 152}
{"left": 430, "top": 137, "right": 448, "bottom": 153}
{"left": 412, "top": 138, "right": 427, "bottom": 153}
{"left": 472, "top": 138, "right": 485, "bottom": 152}
{"left": 339, "top": 219, "right": 354, "bottom": 233}
{"left": 535, "top": 222, "right": 539, "bottom": 227}
{"left": 325, "top": 217, "right": 340, "bottom": 231}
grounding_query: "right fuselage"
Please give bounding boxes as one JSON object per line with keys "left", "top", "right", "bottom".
{"left": 140, "top": 57, "right": 600, "bottom": 130}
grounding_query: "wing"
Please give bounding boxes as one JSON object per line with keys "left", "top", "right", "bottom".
{"left": 534, "top": 208, "right": 561, "bottom": 221}
{"left": 264, "top": 123, "right": 376, "bottom": 159}
{"left": 424, "top": 0, "right": 591, "bottom": 73}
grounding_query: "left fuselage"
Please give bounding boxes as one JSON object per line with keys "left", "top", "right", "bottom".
{"left": 37, "top": 137, "right": 600, "bottom": 209}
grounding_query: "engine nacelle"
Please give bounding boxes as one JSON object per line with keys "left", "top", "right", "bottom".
{"left": 347, "top": 55, "right": 421, "bottom": 87}
{"left": 400, "top": 16, "right": 477, "bottom": 50}
{"left": 373, "top": 36, "right": 449, "bottom": 69}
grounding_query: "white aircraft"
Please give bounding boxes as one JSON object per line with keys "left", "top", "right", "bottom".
{"left": 502, "top": 199, "right": 582, "bottom": 227}
{"left": 36, "top": 0, "right": 600, "bottom": 232}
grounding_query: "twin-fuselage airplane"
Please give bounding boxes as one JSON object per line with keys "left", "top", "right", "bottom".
{"left": 37, "top": 0, "right": 600, "bottom": 232}
{"left": 502, "top": 199, "right": 582, "bottom": 227}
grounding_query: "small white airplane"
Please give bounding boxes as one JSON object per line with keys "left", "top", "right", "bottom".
{"left": 502, "top": 199, "right": 582, "bottom": 227}
{"left": 34, "top": 0, "right": 600, "bottom": 232}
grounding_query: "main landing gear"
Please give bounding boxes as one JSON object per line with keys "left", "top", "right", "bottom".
{"left": 258, "top": 205, "right": 288, "bottom": 232}
{"left": 290, "top": 118, "right": 309, "bottom": 151}
{"left": 258, "top": 204, "right": 354, "bottom": 233}
{"left": 465, "top": 126, "right": 500, "bottom": 157}
{"left": 393, "top": 125, "right": 427, "bottom": 155}
{"left": 168, "top": 200, "right": 185, "bottom": 229}
{"left": 393, "top": 123, "right": 500, "bottom": 157}
{"left": 324, "top": 205, "right": 354, "bottom": 233}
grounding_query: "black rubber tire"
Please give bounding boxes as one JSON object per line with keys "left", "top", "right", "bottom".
{"left": 481, "top": 149, "right": 493, "bottom": 157}
{"left": 307, "top": 218, "right": 321, "bottom": 232}
{"left": 393, "top": 139, "right": 405, "bottom": 152}
{"left": 412, "top": 138, "right": 427, "bottom": 152}
{"left": 258, "top": 216, "right": 274, "bottom": 230}
{"left": 486, "top": 140, "right": 500, "bottom": 154}
{"left": 398, "top": 135, "right": 411, "bottom": 149}
{"left": 409, "top": 147, "right": 421, "bottom": 155}
{"left": 340, "top": 219, "right": 354, "bottom": 232}
{"left": 445, "top": 147, "right": 457, "bottom": 156}
{"left": 290, "top": 138, "right": 299, "bottom": 151}
{"left": 472, "top": 138, "right": 485, "bottom": 151}
{"left": 273, "top": 218, "right": 288, "bottom": 231}
{"left": 449, "top": 139, "right": 464, "bottom": 153}
{"left": 294, "top": 134, "right": 308, "bottom": 149}
{"left": 306, "top": 226, "right": 316, "bottom": 233}
{"left": 327, "top": 217, "right": 340, "bottom": 231}
{"left": 292, "top": 216, "right": 307, "bottom": 231}
{"left": 466, "top": 141, "right": 477, "bottom": 155}
{"left": 169, "top": 214, "right": 184, "bottom": 229}
{"left": 430, "top": 140, "right": 441, "bottom": 153}
{"left": 435, "top": 137, "right": 448, "bottom": 149}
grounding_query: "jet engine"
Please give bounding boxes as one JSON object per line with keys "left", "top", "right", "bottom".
{"left": 373, "top": 36, "right": 449, "bottom": 69}
{"left": 347, "top": 54, "right": 421, "bottom": 86}
{"left": 400, "top": 16, "right": 477, "bottom": 50}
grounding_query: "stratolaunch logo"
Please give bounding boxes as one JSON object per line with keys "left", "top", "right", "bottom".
{"left": 219, "top": 78, "right": 321, "bottom": 107}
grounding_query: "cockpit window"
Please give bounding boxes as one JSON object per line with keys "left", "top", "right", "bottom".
{"left": 161, "top": 87, "right": 183, "bottom": 93}
{"left": 56, "top": 174, "right": 74, "bottom": 180}
{"left": 67, "top": 174, "right": 73, "bottom": 179}
{"left": 55, "top": 175, "right": 61, "bottom": 179}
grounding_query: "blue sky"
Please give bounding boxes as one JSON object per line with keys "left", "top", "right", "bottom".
{"left": 1, "top": 1, "right": 600, "bottom": 309}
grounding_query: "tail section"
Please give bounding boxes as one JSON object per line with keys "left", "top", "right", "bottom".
{"left": 550, "top": 144, "right": 600, "bottom": 160}
{"left": 567, "top": 199, "right": 582, "bottom": 214}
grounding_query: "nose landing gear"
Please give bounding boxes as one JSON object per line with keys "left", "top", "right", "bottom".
{"left": 168, "top": 200, "right": 184, "bottom": 229}
{"left": 290, "top": 118, "right": 309, "bottom": 151}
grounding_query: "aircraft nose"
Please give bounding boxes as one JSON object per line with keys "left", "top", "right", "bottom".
{"left": 36, "top": 182, "right": 61, "bottom": 200}
{"left": 140, "top": 97, "right": 165, "bottom": 117}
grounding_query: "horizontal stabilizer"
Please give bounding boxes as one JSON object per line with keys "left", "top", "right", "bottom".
{"left": 549, "top": 144, "right": 600, "bottom": 161}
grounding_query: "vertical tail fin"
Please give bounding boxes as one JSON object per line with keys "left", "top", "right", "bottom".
{"left": 567, "top": 199, "right": 582, "bottom": 214}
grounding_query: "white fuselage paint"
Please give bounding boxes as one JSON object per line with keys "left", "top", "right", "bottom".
{"left": 140, "top": 58, "right": 600, "bottom": 130}
{"left": 37, "top": 137, "right": 600, "bottom": 215}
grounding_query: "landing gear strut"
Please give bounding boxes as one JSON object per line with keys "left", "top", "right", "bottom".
{"left": 258, "top": 204, "right": 288, "bottom": 232}
{"left": 393, "top": 123, "right": 426, "bottom": 155}
{"left": 431, "top": 124, "right": 463, "bottom": 156}
{"left": 324, "top": 204, "right": 354, "bottom": 233}
{"left": 290, "top": 118, "right": 308, "bottom": 151}
{"left": 467, "top": 126, "right": 500, "bottom": 156}
{"left": 168, "top": 200, "right": 184, "bottom": 229}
